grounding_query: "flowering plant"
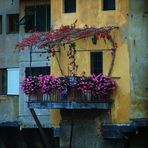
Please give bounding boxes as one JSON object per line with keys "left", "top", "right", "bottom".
{"left": 20, "top": 74, "right": 116, "bottom": 100}
{"left": 91, "top": 74, "right": 116, "bottom": 97}
{"left": 58, "top": 76, "right": 78, "bottom": 97}
{"left": 20, "top": 76, "right": 39, "bottom": 94}
{"left": 76, "top": 74, "right": 116, "bottom": 98}
{"left": 38, "top": 75, "right": 61, "bottom": 94}
{"left": 77, "top": 76, "right": 94, "bottom": 93}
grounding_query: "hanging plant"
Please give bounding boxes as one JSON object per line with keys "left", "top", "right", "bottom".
{"left": 20, "top": 76, "right": 39, "bottom": 95}
{"left": 20, "top": 74, "right": 116, "bottom": 101}
{"left": 67, "top": 42, "right": 78, "bottom": 76}
{"left": 38, "top": 75, "right": 61, "bottom": 94}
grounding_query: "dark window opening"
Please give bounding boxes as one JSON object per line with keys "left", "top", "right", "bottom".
{"left": 0, "top": 69, "right": 7, "bottom": 95}
{"left": 64, "top": 0, "right": 76, "bottom": 13}
{"left": 25, "top": 67, "right": 50, "bottom": 77}
{"left": 103, "top": 0, "right": 115, "bottom": 11}
{"left": 20, "top": 4, "right": 50, "bottom": 33}
{"left": 7, "top": 14, "right": 19, "bottom": 33}
{"left": 0, "top": 15, "right": 2, "bottom": 34}
{"left": 91, "top": 52, "right": 103, "bottom": 75}
{"left": 25, "top": 6, "right": 35, "bottom": 33}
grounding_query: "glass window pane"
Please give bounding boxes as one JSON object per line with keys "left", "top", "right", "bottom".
{"left": 0, "top": 69, "right": 7, "bottom": 95}
{"left": 103, "top": 0, "right": 115, "bottom": 10}
{"left": 64, "top": 0, "right": 76, "bottom": 13}
{"left": 36, "top": 5, "right": 46, "bottom": 32}
{"left": 91, "top": 52, "right": 103, "bottom": 75}
{"left": 7, "top": 14, "right": 19, "bottom": 33}
{"left": 25, "top": 67, "right": 50, "bottom": 77}
{"left": 7, "top": 68, "right": 19, "bottom": 95}
{"left": 25, "top": 6, "right": 35, "bottom": 32}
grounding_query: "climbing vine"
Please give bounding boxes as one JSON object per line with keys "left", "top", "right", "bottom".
{"left": 16, "top": 22, "right": 118, "bottom": 76}
{"left": 67, "top": 43, "right": 78, "bottom": 76}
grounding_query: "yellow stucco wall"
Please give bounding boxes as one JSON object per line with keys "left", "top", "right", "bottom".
{"left": 50, "top": 0, "right": 130, "bottom": 127}
{"left": 19, "top": 0, "right": 130, "bottom": 128}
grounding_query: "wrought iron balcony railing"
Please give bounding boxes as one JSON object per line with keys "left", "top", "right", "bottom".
{"left": 28, "top": 89, "right": 113, "bottom": 110}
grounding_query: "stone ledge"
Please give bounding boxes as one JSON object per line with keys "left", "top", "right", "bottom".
{"left": 28, "top": 101, "right": 112, "bottom": 110}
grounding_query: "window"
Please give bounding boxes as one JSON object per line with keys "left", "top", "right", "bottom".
{"left": 0, "top": 68, "right": 19, "bottom": 95}
{"left": 7, "top": 68, "right": 19, "bottom": 95}
{"left": 64, "top": 0, "right": 76, "bottom": 13}
{"left": 91, "top": 52, "right": 103, "bottom": 75}
{"left": 19, "top": 4, "right": 50, "bottom": 33}
{"left": 25, "top": 67, "right": 50, "bottom": 77}
{"left": 0, "top": 69, "right": 7, "bottom": 95}
{"left": 0, "top": 15, "right": 2, "bottom": 34}
{"left": 103, "top": 0, "right": 115, "bottom": 11}
{"left": 7, "top": 14, "right": 19, "bottom": 33}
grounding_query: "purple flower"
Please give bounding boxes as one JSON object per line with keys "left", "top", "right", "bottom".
{"left": 20, "top": 76, "right": 39, "bottom": 94}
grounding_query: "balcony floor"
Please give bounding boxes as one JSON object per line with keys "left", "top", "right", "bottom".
{"left": 28, "top": 101, "right": 112, "bottom": 110}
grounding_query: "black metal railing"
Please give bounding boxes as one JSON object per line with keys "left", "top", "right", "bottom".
{"left": 28, "top": 88, "right": 112, "bottom": 103}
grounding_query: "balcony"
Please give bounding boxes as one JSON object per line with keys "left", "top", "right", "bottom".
{"left": 20, "top": 74, "right": 115, "bottom": 110}
{"left": 28, "top": 89, "right": 113, "bottom": 110}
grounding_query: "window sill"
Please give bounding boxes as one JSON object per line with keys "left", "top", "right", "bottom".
{"left": 102, "top": 9, "right": 116, "bottom": 12}
{"left": 24, "top": 31, "right": 48, "bottom": 34}
{"left": 6, "top": 32, "right": 19, "bottom": 34}
{"left": 0, "top": 94, "right": 19, "bottom": 96}
{"left": 0, "top": 95, "right": 19, "bottom": 100}
{"left": 62, "top": 12, "right": 76, "bottom": 15}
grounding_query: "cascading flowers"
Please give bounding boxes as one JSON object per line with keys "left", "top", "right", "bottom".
{"left": 76, "top": 74, "right": 116, "bottom": 98}
{"left": 90, "top": 74, "right": 116, "bottom": 97}
{"left": 20, "top": 74, "right": 116, "bottom": 99}
{"left": 38, "top": 75, "right": 61, "bottom": 94}
{"left": 20, "top": 76, "right": 39, "bottom": 94}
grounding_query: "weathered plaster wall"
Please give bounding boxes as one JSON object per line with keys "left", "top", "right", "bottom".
{"left": 0, "top": 96, "right": 18, "bottom": 123}
{"left": 0, "top": 0, "right": 19, "bottom": 68}
{"left": 19, "top": 0, "right": 52, "bottom": 128}
{"left": 0, "top": 0, "right": 19, "bottom": 124}
{"left": 50, "top": 0, "right": 130, "bottom": 127}
{"left": 60, "top": 119, "right": 123, "bottom": 148}
{"left": 128, "top": 0, "right": 148, "bottom": 119}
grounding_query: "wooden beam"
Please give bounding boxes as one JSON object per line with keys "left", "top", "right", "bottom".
{"left": 29, "top": 108, "right": 52, "bottom": 148}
